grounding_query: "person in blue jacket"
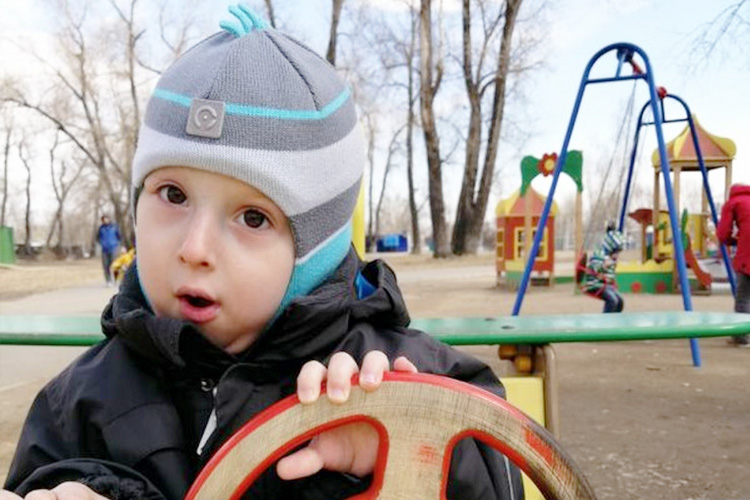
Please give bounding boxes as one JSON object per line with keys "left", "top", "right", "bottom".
{"left": 97, "top": 215, "right": 121, "bottom": 285}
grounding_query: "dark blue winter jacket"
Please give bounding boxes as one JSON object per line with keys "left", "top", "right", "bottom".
{"left": 97, "top": 223, "right": 121, "bottom": 253}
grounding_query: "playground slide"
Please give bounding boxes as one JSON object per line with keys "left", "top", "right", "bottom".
{"left": 684, "top": 236, "right": 712, "bottom": 289}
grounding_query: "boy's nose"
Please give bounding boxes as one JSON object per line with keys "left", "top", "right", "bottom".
{"left": 178, "top": 215, "right": 216, "bottom": 269}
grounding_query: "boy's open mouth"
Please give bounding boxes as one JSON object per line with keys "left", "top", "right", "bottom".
{"left": 184, "top": 295, "right": 214, "bottom": 308}
{"left": 177, "top": 290, "right": 220, "bottom": 324}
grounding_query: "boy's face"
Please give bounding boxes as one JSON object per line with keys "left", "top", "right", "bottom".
{"left": 135, "top": 166, "right": 295, "bottom": 354}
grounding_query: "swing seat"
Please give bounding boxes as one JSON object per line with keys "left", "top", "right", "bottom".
{"left": 574, "top": 252, "right": 603, "bottom": 298}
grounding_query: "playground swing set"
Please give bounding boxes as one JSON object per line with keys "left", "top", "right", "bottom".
{"left": 3, "top": 42, "right": 750, "bottom": 500}
{"left": 616, "top": 113, "right": 736, "bottom": 295}
{"left": 511, "top": 43, "right": 740, "bottom": 367}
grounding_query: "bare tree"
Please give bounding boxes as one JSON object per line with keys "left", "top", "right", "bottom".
{"left": 360, "top": 111, "right": 404, "bottom": 246}
{"left": 17, "top": 139, "right": 33, "bottom": 254}
{"left": 392, "top": 1, "right": 422, "bottom": 254}
{"left": 362, "top": 110, "right": 378, "bottom": 250}
{"left": 348, "top": 1, "right": 423, "bottom": 253}
{"left": 263, "top": 0, "right": 278, "bottom": 28}
{"left": 690, "top": 0, "right": 750, "bottom": 63}
{"left": 1, "top": 115, "right": 11, "bottom": 228}
{"left": 375, "top": 125, "right": 406, "bottom": 237}
{"left": 419, "top": 0, "right": 449, "bottom": 257}
{"left": 2, "top": 3, "right": 129, "bottom": 246}
{"left": 1, "top": 0, "right": 201, "bottom": 250}
{"left": 451, "top": 0, "right": 523, "bottom": 255}
{"left": 326, "top": 0, "right": 346, "bottom": 65}
{"left": 45, "top": 131, "right": 87, "bottom": 251}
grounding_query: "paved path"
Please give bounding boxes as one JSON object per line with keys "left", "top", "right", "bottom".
{"left": 0, "top": 283, "right": 116, "bottom": 393}
{"left": 0, "top": 282, "right": 117, "bottom": 315}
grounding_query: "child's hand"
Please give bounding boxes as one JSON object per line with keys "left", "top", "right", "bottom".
{"left": 277, "top": 351, "right": 417, "bottom": 480}
{"left": 1, "top": 483, "right": 111, "bottom": 500}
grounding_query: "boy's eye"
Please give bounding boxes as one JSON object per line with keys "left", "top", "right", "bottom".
{"left": 159, "top": 185, "right": 187, "bottom": 205}
{"left": 242, "top": 209, "right": 269, "bottom": 229}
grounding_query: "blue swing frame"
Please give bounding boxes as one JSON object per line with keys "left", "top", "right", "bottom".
{"left": 511, "top": 42, "right": 735, "bottom": 368}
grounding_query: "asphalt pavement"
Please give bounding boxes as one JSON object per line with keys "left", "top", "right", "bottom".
{"left": 0, "top": 282, "right": 116, "bottom": 393}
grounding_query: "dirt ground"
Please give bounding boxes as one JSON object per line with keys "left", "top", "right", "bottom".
{"left": 1, "top": 254, "right": 749, "bottom": 499}
{"left": 0, "top": 260, "right": 105, "bottom": 301}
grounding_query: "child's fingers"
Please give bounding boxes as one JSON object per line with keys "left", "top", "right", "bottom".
{"left": 325, "top": 352, "right": 359, "bottom": 403}
{"left": 393, "top": 356, "right": 418, "bottom": 373}
{"left": 358, "top": 350, "right": 389, "bottom": 391}
{"left": 276, "top": 444, "right": 325, "bottom": 480}
{"left": 20, "top": 491, "right": 55, "bottom": 500}
{"left": 0, "top": 491, "right": 23, "bottom": 500}
{"left": 279, "top": 424, "right": 378, "bottom": 480}
{"left": 296, "top": 360, "right": 327, "bottom": 404}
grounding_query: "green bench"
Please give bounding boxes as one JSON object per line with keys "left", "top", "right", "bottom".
{"left": 2, "top": 311, "right": 748, "bottom": 346}
{"left": 3, "top": 311, "right": 747, "bottom": 434}
{"left": 3, "top": 311, "right": 748, "bottom": 500}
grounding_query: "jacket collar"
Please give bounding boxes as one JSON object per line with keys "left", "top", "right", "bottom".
{"left": 101, "top": 250, "right": 410, "bottom": 377}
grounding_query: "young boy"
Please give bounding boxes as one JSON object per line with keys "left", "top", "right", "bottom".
{"left": 2, "top": 5, "right": 523, "bottom": 500}
{"left": 581, "top": 226, "right": 625, "bottom": 313}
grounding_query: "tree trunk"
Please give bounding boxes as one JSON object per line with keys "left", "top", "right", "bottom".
{"left": 375, "top": 126, "right": 404, "bottom": 238}
{"left": 46, "top": 134, "right": 62, "bottom": 248}
{"left": 452, "top": 0, "right": 523, "bottom": 255}
{"left": 419, "top": 0, "right": 449, "bottom": 257}
{"left": 364, "top": 116, "right": 376, "bottom": 251}
{"left": 406, "top": 105, "right": 421, "bottom": 255}
{"left": 45, "top": 208, "right": 61, "bottom": 248}
{"left": 470, "top": 0, "right": 523, "bottom": 252}
{"left": 263, "top": 0, "right": 277, "bottom": 28}
{"left": 18, "top": 145, "right": 32, "bottom": 251}
{"left": 452, "top": 94, "right": 482, "bottom": 254}
{"left": 326, "top": 0, "right": 345, "bottom": 65}
{"left": 452, "top": 0, "right": 482, "bottom": 255}
{"left": 1, "top": 127, "right": 10, "bottom": 228}
{"left": 406, "top": 5, "right": 421, "bottom": 255}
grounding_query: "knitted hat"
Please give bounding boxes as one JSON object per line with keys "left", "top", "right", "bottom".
{"left": 132, "top": 4, "right": 364, "bottom": 309}
{"left": 601, "top": 230, "right": 625, "bottom": 255}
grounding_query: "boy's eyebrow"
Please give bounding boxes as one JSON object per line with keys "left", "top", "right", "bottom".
{"left": 152, "top": 88, "right": 351, "bottom": 121}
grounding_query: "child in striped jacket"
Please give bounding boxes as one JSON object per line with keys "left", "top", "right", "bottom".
{"left": 582, "top": 228, "right": 625, "bottom": 313}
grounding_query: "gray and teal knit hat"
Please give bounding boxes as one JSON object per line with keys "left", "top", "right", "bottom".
{"left": 132, "top": 4, "right": 364, "bottom": 309}
{"left": 601, "top": 230, "right": 625, "bottom": 255}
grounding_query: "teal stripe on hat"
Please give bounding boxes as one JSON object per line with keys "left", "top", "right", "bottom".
{"left": 152, "top": 87, "right": 351, "bottom": 121}
{"left": 278, "top": 222, "right": 353, "bottom": 312}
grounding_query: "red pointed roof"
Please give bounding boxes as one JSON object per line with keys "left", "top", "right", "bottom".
{"left": 652, "top": 115, "right": 736, "bottom": 171}
{"left": 496, "top": 187, "right": 558, "bottom": 217}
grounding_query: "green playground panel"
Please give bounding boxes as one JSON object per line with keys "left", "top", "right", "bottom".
{"left": 412, "top": 311, "right": 750, "bottom": 344}
{"left": 1, "top": 312, "right": 749, "bottom": 346}
{"left": 615, "top": 272, "right": 672, "bottom": 294}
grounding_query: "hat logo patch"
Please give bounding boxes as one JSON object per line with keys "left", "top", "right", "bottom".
{"left": 186, "top": 99, "right": 225, "bottom": 138}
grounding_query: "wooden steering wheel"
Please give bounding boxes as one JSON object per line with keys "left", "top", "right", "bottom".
{"left": 184, "top": 372, "right": 596, "bottom": 500}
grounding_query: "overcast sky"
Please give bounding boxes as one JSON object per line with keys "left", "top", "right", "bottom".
{"left": 523, "top": 0, "right": 749, "bottom": 213}
{"left": 1, "top": 0, "right": 748, "bottom": 225}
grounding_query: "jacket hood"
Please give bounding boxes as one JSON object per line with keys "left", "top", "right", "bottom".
{"left": 729, "top": 184, "right": 750, "bottom": 198}
{"left": 100, "top": 249, "right": 410, "bottom": 377}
